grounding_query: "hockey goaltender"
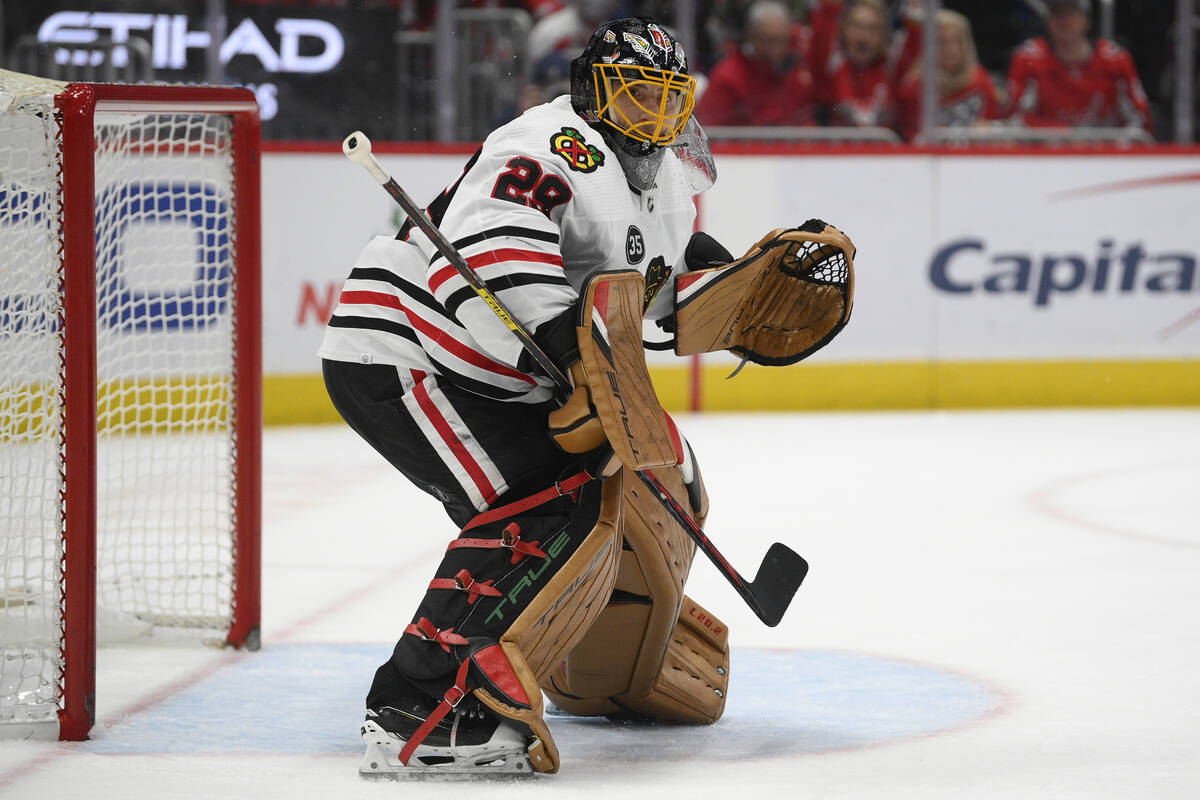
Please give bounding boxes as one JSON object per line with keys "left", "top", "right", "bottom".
{"left": 318, "top": 15, "right": 855, "bottom": 779}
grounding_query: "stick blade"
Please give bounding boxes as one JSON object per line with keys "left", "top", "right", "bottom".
{"left": 747, "top": 543, "right": 809, "bottom": 627}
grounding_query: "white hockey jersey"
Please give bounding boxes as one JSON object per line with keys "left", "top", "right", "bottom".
{"left": 319, "top": 95, "right": 698, "bottom": 403}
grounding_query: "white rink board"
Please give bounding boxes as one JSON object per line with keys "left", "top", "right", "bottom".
{"left": 268, "top": 150, "right": 1200, "bottom": 375}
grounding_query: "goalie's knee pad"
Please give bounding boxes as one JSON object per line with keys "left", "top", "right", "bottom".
{"left": 378, "top": 471, "right": 624, "bottom": 773}
{"left": 543, "top": 462, "right": 731, "bottom": 725}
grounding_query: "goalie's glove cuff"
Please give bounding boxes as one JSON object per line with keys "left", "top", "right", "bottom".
{"left": 683, "top": 230, "right": 733, "bottom": 271}
{"left": 518, "top": 304, "right": 580, "bottom": 383}
{"left": 548, "top": 362, "right": 607, "bottom": 453}
{"left": 659, "top": 231, "right": 734, "bottom": 338}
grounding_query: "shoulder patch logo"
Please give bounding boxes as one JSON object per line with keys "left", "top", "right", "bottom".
{"left": 625, "top": 226, "right": 645, "bottom": 264}
{"left": 550, "top": 126, "right": 605, "bottom": 173}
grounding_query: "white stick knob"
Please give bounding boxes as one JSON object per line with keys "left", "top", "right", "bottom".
{"left": 342, "top": 131, "right": 390, "bottom": 185}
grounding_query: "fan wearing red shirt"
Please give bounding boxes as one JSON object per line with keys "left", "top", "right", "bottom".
{"left": 695, "top": 0, "right": 817, "bottom": 127}
{"left": 827, "top": 0, "right": 895, "bottom": 129}
{"left": 1006, "top": 0, "right": 1151, "bottom": 131}
{"left": 896, "top": 9, "right": 1000, "bottom": 141}
{"left": 807, "top": 0, "right": 844, "bottom": 106}
{"left": 810, "top": 0, "right": 921, "bottom": 110}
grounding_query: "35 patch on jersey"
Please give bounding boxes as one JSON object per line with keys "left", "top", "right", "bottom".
{"left": 625, "top": 226, "right": 645, "bottom": 264}
{"left": 551, "top": 127, "right": 605, "bottom": 173}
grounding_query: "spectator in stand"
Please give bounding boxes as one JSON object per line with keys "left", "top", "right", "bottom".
{"left": 694, "top": 0, "right": 817, "bottom": 127}
{"left": 807, "top": 0, "right": 844, "bottom": 107}
{"left": 1005, "top": 0, "right": 1152, "bottom": 132}
{"left": 826, "top": 0, "right": 896, "bottom": 129}
{"left": 526, "top": 0, "right": 621, "bottom": 68}
{"left": 895, "top": 9, "right": 1001, "bottom": 141}
{"left": 809, "top": 0, "right": 921, "bottom": 113}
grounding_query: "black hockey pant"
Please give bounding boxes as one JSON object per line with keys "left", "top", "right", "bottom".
{"left": 322, "top": 359, "right": 576, "bottom": 529}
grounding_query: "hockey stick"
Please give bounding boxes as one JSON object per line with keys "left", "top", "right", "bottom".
{"left": 342, "top": 132, "right": 571, "bottom": 390}
{"left": 342, "top": 131, "right": 807, "bottom": 627}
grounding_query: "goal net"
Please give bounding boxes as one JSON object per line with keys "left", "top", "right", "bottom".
{"left": 0, "top": 70, "right": 261, "bottom": 740}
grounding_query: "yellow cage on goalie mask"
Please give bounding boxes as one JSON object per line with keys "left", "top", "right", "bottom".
{"left": 592, "top": 64, "right": 696, "bottom": 148}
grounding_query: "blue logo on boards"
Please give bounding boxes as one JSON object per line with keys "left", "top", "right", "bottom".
{"left": 929, "top": 238, "right": 1198, "bottom": 307}
{"left": 0, "top": 182, "right": 232, "bottom": 334}
{"left": 97, "top": 182, "right": 233, "bottom": 332}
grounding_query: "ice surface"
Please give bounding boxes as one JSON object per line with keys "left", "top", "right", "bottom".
{"left": 0, "top": 410, "right": 1197, "bottom": 799}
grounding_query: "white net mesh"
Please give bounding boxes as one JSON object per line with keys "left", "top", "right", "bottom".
{"left": 0, "top": 80, "right": 67, "bottom": 729}
{"left": 0, "top": 74, "right": 245, "bottom": 734}
{"left": 93, "top": 110, "right": 238, "bottom": 631}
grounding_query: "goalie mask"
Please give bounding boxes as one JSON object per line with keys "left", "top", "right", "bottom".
{"left": 571, "top": 17, "right": 700, "bottom": 187}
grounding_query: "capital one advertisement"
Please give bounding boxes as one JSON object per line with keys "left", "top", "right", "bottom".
{"left": 266, "top": 150, "right": 1200, "bottom": 381}
{"left": 699, "top": 153, "right": 1200, "bottom": 365}
{"left": 5, "top": 0, "right": 397, "bottom": 139}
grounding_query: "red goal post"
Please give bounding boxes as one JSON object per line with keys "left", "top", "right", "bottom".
{"left": 0, "top": 72, "right": 261, "bottom": 741}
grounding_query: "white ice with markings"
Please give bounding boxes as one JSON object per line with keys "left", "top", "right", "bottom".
{"left": 1, "top": 409, "right": 1197, "bottom": 798}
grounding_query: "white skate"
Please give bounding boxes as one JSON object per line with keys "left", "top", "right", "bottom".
{"left": 358, "top": 706, "right": 536, "bottom": 779}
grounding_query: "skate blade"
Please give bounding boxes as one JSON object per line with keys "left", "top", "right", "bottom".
{"left": 359, "top": 724, "right": 536, "bottom": 781}
{"left": 359, "top": 753, "right": 536, "bottom": 781}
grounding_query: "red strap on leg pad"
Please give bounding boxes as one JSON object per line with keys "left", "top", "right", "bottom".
{"left": 403, "top": 617, "right": 469, "bottom": 653}
{"left": 446, "top": 521, "right": 548, "bottom": 564}
{"left": 458, "top": 470, "right": 593, "bottom": 533}
{"left": 397, "top": 659, "right": 472, "bottom": 766}
{"left": 426, "top": 569, "right": 503, "bottom": 604}
{"left": 394, "top": 646, "right": 532, "bottom": 766}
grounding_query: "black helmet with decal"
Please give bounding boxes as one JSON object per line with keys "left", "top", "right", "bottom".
{"left": 570, "top": 17, "right": 696, "bottom": 157}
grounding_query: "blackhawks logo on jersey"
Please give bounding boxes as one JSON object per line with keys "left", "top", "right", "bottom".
{"left": 643, "top": 255, "right": 670, "bottom": 311}
{"left": 550, "top": 127, "right": 605, "bottom": 173}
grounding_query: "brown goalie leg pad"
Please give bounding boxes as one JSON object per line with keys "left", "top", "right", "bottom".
{"left": 544, "top": 465, "right": 730, "bottom": 724}
{"left": 474, "top": 472, "right": 624, "bottom": 772}
{"left": 472, "top": 643, "right": 560, "bottom": 773}
{"left": 546, "top": 596, "right": 730, "bottom": 725}
{"left": 620, "top": 595, "right": 730, "bottom": 724}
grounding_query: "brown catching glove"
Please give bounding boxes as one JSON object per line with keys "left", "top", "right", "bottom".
{"left": 674, "top": 218, "right": 855, "bottom": 366}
